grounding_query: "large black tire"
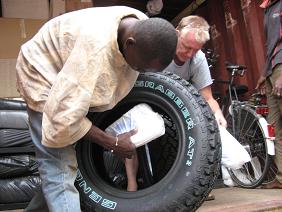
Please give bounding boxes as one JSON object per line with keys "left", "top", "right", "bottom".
{"left": 75, "top": 72, "right": 221, "bottom": 212}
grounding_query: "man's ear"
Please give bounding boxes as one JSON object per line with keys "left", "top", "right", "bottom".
{"left": 124, "top": 37, "right": 136, "bottom": 50}
{"left": 175, "top": 29, "right": 180, "bottom": 36}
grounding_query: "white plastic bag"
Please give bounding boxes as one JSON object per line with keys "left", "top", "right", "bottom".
{"left": 221, "top": 165, "right": 236, "bottom": 187}
{"left": 219, "top": 125, "right": 251, "bottom": 170}
{"left": 105, "top": 103, "right": 165, "bottom": 147}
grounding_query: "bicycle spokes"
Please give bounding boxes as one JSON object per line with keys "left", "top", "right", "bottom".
{"left": 227, "top": 105, "right": 271, "bottom": 188}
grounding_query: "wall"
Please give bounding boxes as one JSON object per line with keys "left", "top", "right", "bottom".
{"left": 0, "top": 0, "right": 93, "bottom": 98}
{"left": 0, "top": 0, "right": 266, "bottom": 99}
{"left": 196, "top": 0, "right": 266, "bottom": 100}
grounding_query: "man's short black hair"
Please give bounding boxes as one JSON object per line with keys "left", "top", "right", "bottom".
{"left": 134, "top": 18, "right": 177, "bottom": 69}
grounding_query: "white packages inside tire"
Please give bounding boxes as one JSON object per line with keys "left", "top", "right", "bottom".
{"left": 105, "top": 103, "right": 165, "bottom": 147}
{"left": 219, "top": 125, "right": 251, "bottom": 170}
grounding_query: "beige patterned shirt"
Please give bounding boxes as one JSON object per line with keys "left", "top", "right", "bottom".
{"left": 16, "top": 6, "right": 147, "bottom": 148}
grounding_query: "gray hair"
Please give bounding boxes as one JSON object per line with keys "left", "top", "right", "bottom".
{"left": 176, "top": 15, "right": 210, "bottom": 44}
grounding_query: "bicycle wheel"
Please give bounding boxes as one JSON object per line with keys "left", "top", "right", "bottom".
{"left": 262, "top": 157, "right": 278, "bottom": 184}
{"left": 226, "top": 104, "right": 271, "bottom": 188}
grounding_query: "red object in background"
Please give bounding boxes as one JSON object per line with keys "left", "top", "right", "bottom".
{"left": 256, "top": 106, "right": 269, "bottom": 115}
{"left": 259, "top": 96, "right": 267, "bottom": 105}
{"left": 267, "top": 124, "right": 275, "bottom": 138}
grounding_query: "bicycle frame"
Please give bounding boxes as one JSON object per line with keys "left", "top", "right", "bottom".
{"left": 220, "top": 64, "right": 275, "bottom": 187}
{"left": 224, "top": 65, "right": 275, "bottom": 156}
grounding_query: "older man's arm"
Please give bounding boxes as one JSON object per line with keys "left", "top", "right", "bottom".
{"left": 199, "top": 86, "right": 227, "bottom": 128}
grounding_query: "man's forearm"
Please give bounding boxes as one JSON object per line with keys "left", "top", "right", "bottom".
{"left": 83, "top": 124, "right": 136, "bottom": 159}
{"left": 83, "top": 125, "right": 116, "bottom": 150}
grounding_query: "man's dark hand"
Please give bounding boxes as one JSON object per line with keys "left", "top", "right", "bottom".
{"left": 255, "top": 75, "right": 266, "bottom": 95}
{"left": 272, "top": 72, "right": 282, "bottom": 97}
{"left": 83, "top": 125, "right": 137, "bottom": 159}
{"left": 113, "top": 129, "right": 138, "bottom": 159}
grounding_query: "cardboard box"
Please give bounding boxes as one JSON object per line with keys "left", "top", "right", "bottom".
{"left": 1, "top": 0, "right": 50, "bottom": 19}
{"left": 0, "top": 59, "right": 18, "bottom": 97}
{"left": 0, "top": 18, "right": 46, "bottom": 97}
{"left": 0, "top": 18, "right": 46, "bottom": 58}
{"left": 65, "top": 0, "right": 93, "bottom": 12}
{"left": 50, "top": 0, "right": 66, "bottom": 18}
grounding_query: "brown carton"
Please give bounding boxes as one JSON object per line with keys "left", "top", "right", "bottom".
{"left": 0, "top": 18, "right": 46, "bottom": 97}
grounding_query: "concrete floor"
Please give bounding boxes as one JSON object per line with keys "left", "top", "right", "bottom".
{"left": 2, "top": 187, "right": 282, "bottom": 212}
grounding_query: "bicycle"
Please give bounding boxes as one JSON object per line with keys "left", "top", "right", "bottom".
{"left": 218, "top": 62, "right": 276, "bottom": 188}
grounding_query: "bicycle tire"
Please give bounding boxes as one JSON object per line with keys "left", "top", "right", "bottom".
{"left": 262, "top": 156, "right": 278, "bottom": 184}
{"left": 226, "top": 104, "right": 271, "bottom": 188}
